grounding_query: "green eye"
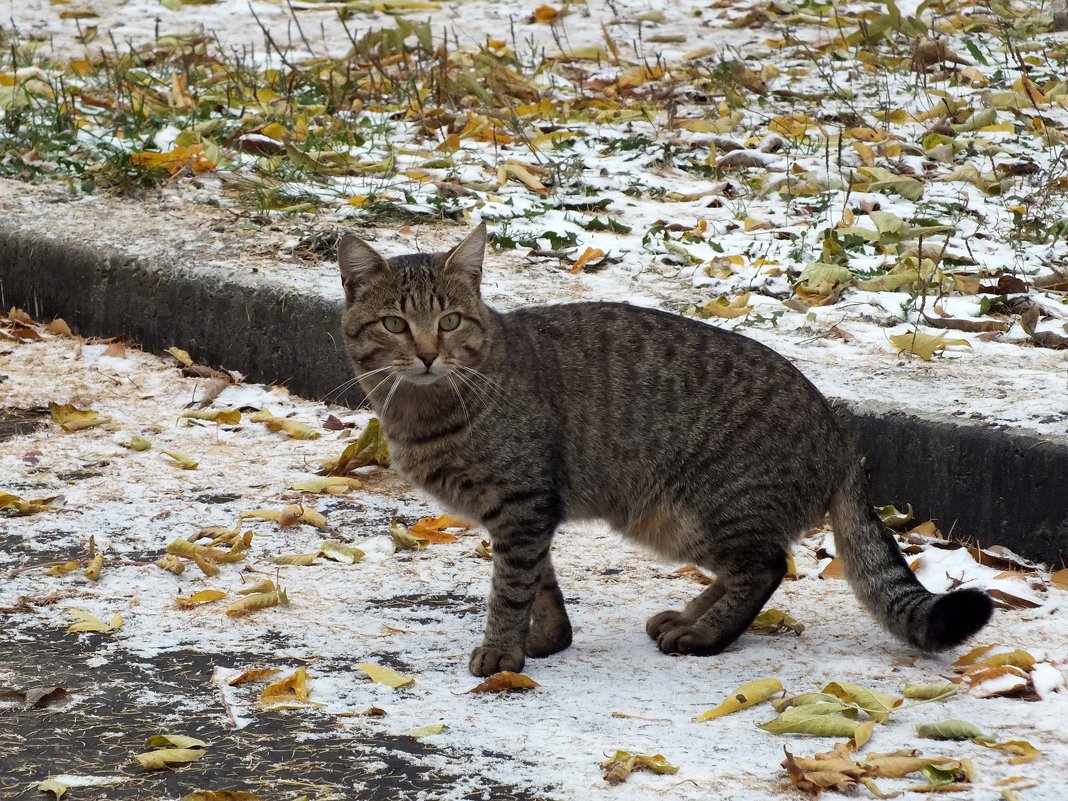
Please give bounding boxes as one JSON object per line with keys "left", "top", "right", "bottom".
{"left": 439, "top": 312, "right": 461, "bottom": 331}
{"left": 382, "top": 316, "right": 407, "bottom": 334}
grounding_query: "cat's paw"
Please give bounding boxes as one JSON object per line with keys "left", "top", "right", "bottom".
{"left": 469, "top": 644, "right": 525, "bottom": 676}
{"left": 656, "top": 622, "right": 724, "bottom": 656}
{"left": 646, "top": 610, "right": 687, "bottom": 640}
{"left": 526, "top": 618, "right": 572, "bottom": 658}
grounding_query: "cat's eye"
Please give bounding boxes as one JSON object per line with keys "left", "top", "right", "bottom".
{"left": 382, "top": 316, "right": 407, "bottom": 334}
{"left": 439, "top": 312, "right": 461, "bottom": 331}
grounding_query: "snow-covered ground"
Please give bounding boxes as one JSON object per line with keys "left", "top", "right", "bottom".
{"left": 2, "top": 315, "right": 1066, "bottom": 800}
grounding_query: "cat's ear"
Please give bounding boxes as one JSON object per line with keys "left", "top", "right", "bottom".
{"left": 338, "top": 234, "right": 389, "bottom": 304}
{"left": 442, "top": 223, "right": 487, "bottom": 285}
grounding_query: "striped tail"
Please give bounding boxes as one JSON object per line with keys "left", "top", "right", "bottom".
{"left": 829, "top": 461, "right": 993, "bottom": 651}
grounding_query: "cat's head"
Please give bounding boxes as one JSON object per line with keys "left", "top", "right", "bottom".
{"left": 338, "top": 224, "right": 491, "bottom": 387}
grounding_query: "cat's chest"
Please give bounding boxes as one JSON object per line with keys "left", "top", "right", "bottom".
{"left": 389, "top": 439, "right": 492, "bottom": 521}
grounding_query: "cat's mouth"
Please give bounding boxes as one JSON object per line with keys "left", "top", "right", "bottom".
{"left": 402, "top": 365, "right": 446, "bottom": 385}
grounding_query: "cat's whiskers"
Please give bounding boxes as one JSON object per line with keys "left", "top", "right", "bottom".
{"left": 361, "top": 368, "right": 399, "bottom": 411}
{"left": 380, "top": 374, "right": 402, "bottom": 417}
{"left": 322, "top": 366, "right": 393, "bottom": 404}
{"left": 443, "top": 371, "right": 472, "bottom": 429}
{"left": 453, "top": 364, "right": 510, "bottom": 413}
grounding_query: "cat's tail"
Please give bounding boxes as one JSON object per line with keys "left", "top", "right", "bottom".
{"left": 829, "top": 461, "right": 993, "bottom": 651}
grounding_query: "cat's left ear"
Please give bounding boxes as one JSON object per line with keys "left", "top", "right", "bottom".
{"left": 442, "top": 222, "right": 487, "bottom": 286}
{"left": 338, "top": 233, "right": 389, "bottom": 304}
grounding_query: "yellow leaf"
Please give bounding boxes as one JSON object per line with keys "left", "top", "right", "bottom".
{"left": 180, "top": 408, "right": 242, "bottom": 425}
{"left": 390, "top": 521, "right": 428, "bottom": 550}
{"left": 321, "top": 418, "right": 389, "bottom": 473}
{"left": 134, "top": 747, "right": 206, "bottom": 770}
{"left": 823, "top": 681, "right": 902, "bottom": 724}
{"left": 409, "top": 723, "right": 447, "bottom": 738}
{"left": 129, "top": 143, "right": 215, "bottom": 176}
{"left": 176, "top": 589, "right": 227, "bottom": 608}
{"left": 260, "top": 666, "right": 310, "bottom": 705}
{"left": 48, "top": 401, "right": 111, "bottom": 432}
{"left": 467, "top": 671, "right": 540, "bottom": 693}
{"left": 251, "top": 409, "right": 320, "bottom": 440}
{"left": 888, "top": 329, "right": 971, "bottom": 360}
{"left": 975, "top": 739, "right": 1041, "bottom": 764}
{"left": 694, "top": 678, "right": 783, "bottom": 721}
{"left": 67, "top": 609, "right": 123, "bottom": 633}
{"left": 161, "top": 450, "right": 199, "bottom": 470}
{"left": 123, "top": 435, "right": 152, "bottom": 451}
{"left": 38, "top": 779, "right": 68, "bottom": 800}
{"left": 240, "top": 505, "right": 328, "bottom": 530}
{"left": 83, "top": 552, "right": 104, "bottom": 581}
{"left": 602, "top": 751, "right": 679, "bottom": 784}
{"left": 317, "top": 541, "right": 365, "bottom": 564}
{"left": 355, "top": 662, "right": 415, "bottom": 689}
{"left": 0, "top": 492, "right": 57, "bottom": 515}
{"left": 225, "top": 588, "right": 289, "bottom": 618}
{"left": 1052, "top": 568, "right": 1068, "bottom": 591}
{"left": 46, "top": 561, "right": 82, "bottom": 576}
{"left": 290, "top": 476, "right": 362, "bottom": 495}
{"left": 166, "top": 346, "right": 194, "bottom": 366}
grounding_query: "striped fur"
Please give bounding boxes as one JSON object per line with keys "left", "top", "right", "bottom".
{"left": 339, "top": 225, "right": 993, "bottom": 676}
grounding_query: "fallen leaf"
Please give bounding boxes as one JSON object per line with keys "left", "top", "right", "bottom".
{"left": 467, "top": 671, "right": 540, "bottom": 693}
{"left": 122, "top": 435, "right": 152, "bottom": 451}
{"left": 134, "top": 747, "right": 206, "bottom": 770}
{"left": 355, "top": 662, "right": 415, "bottom": 689}
{"left": 48, "top": 402, "right": 111, "bottom": 432}
{"left": 227, "top": 667, "right": 282, "bottom": 686}
{"left": 915, "top": 719, "right": 992, "bottom": 742}
{"left": 317, "top": 541, "right": 365, "bottom": 565}
{"left": 37, "top": 779, "right": 68, "bottom": 800}
{"left": 602, "top": 751, "right": 679, "bottom": 785}
{"left": 903, "top": 683, "right": 959, "bottom": 702}
{"left": 694, "top": 678, "right": 783, "bottom": 722}
{"left": 83, "top": 553, "right": 104, "bottom": 581}
{"left": 180, "top": 408, "right": 242, "bottom": 425}
{"left": 408, "top": 514, "right": 470, "bottom": 543}
{"left": 46, "top": 561, "right": 82, "bottom": 576}
{"left": 240, "top": 505, "right": 328, "bottom": 530}
{"left": 67, "top": 609, "right": 123, "bottom": 633}
{"left": 390, "top": 521, "right": 428, "bottom": 550}
{"left": 290, "top": 476, "right": 362, "bottom": 495}
{"left": 759, "top": 701, "right": 861, "bottom": 737}
{"left": 889, "top": 329, "right": 971, "bottom": 360}
{"left": 0, "top": 492, "right": 58, "bottom": 515}
{"left": 975, "top": 739, "right": 1041, "bottom": 764}
{"left": 260, "top": 666, "right": 310, "bottom": 706}
{"left": 1053, "top": 568, "right": 1068, "bottom": 591}
{"left": 182, "top": 791, "right": 265, "bottom": 801}
{"left": 321, "top": 418, "right": 389, "bottom": 473}
{"left": 161, "top": 450, "right": 199, "bottom": 470}
{"left": 251, "top": 409, "right": 320, "bottom": 440}
{"left": 145, "top": 734, "right": 209, "bottom": 750}
{"left": 176, "top": 590, "right": 227, "bottom": 608}
{"left": 409, "top": 723, "right": 447, "bottom": 739}
{"left": 225, "top": 588, "right": 289, "bottom": 618}
{"left": 749, "top": 609, "right": 805, "bottom": 635}
{"left": 823, "top": 681, "right": 902, "bottom": 724}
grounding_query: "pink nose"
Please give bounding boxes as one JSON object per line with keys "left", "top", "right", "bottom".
{"left": 417, "top": 352, "right": 436, "bottom": 368}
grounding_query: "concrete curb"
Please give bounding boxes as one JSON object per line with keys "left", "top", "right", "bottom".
{"left": 3, "top": 226, "right": 1066, "bottom": 564}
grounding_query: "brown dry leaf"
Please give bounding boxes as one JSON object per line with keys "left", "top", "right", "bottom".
{"left": 986, "top": 588, "right": 1041, "bottom": 610}
{"left": 974, "top": 739, "right": 1041, "bottom": 764}
{"left": 532, "top": 4, "right": 560, "bottom": 23}
{"left": 467, "top": 671, "right": 540, "bottom": 693}
{"left": 570, "top": 246, "right": 605, "bottom": 273}
{"left": 408, "top": 514, "right": 470, "bottom": 544}
{"left": 45, "top": 319, "right": 73, "bottom": 337}
{"left": 782, "top": 748, "right": 860, "bottom": 795}
{"left": 1052, "top": 569, "right": 1068, "bottom": 591}
{"left": 130, "top": 143, "right": 214, "bottom": 176}
{"left": 966, "top": 665, "right": 1032, "bottom": 698}
{"left": 48, "top": 402, "right": 111, "bottom": 432}
{"left": 227, "top": 667, "right": 282, "bottom": 686}
{"left": 102, "top": 341, "right": 126, "bottom": 358}
{"left": 820, "top": 558, "right": 846, "bottom": 579}
{"left": 674, "top": 564, "right": 714, "bottom": 584}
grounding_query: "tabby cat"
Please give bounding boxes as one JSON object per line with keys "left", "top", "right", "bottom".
{"left": 338, "top": 224, "right": 993, "bottom": 676}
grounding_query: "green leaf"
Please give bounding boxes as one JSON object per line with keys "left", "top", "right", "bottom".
{"left": 903, "top": 683, "right": 959, "bottom": 701}
{"left": 797, "top": 262, "right": 852, "bottom": 291}
{"left": 889, "top": 329, "right": 971, "bottom": 360}
{"left": 920, "top": 763, "right": 968, "bottom": 785}
{"left": 758, "top": 701, "right": 860, "bottom": 736}
{"left": 915, "top": 718, "right": 992, "bottom": 741}
{"left": 693, "top": 678, "right": 783, "bottom": 722}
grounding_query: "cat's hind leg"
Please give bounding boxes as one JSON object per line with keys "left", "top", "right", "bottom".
{"left": 655, "top": 551, "right": 787, "bottom": 656}
{"left": 526, "top": 556, "right": 572, "bottom": 658}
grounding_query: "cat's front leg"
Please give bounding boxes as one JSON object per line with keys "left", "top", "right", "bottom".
{"left": 470, "top": 519, "right": 558, "bottom": 676}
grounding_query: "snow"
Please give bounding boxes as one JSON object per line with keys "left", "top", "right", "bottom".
{"left": 2, "top": 326, "right": 1067, "bottom": 801}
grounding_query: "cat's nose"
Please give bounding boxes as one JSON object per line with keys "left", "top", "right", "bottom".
{"left": 417, "top": 351, "right": 437, "bottom": 368}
